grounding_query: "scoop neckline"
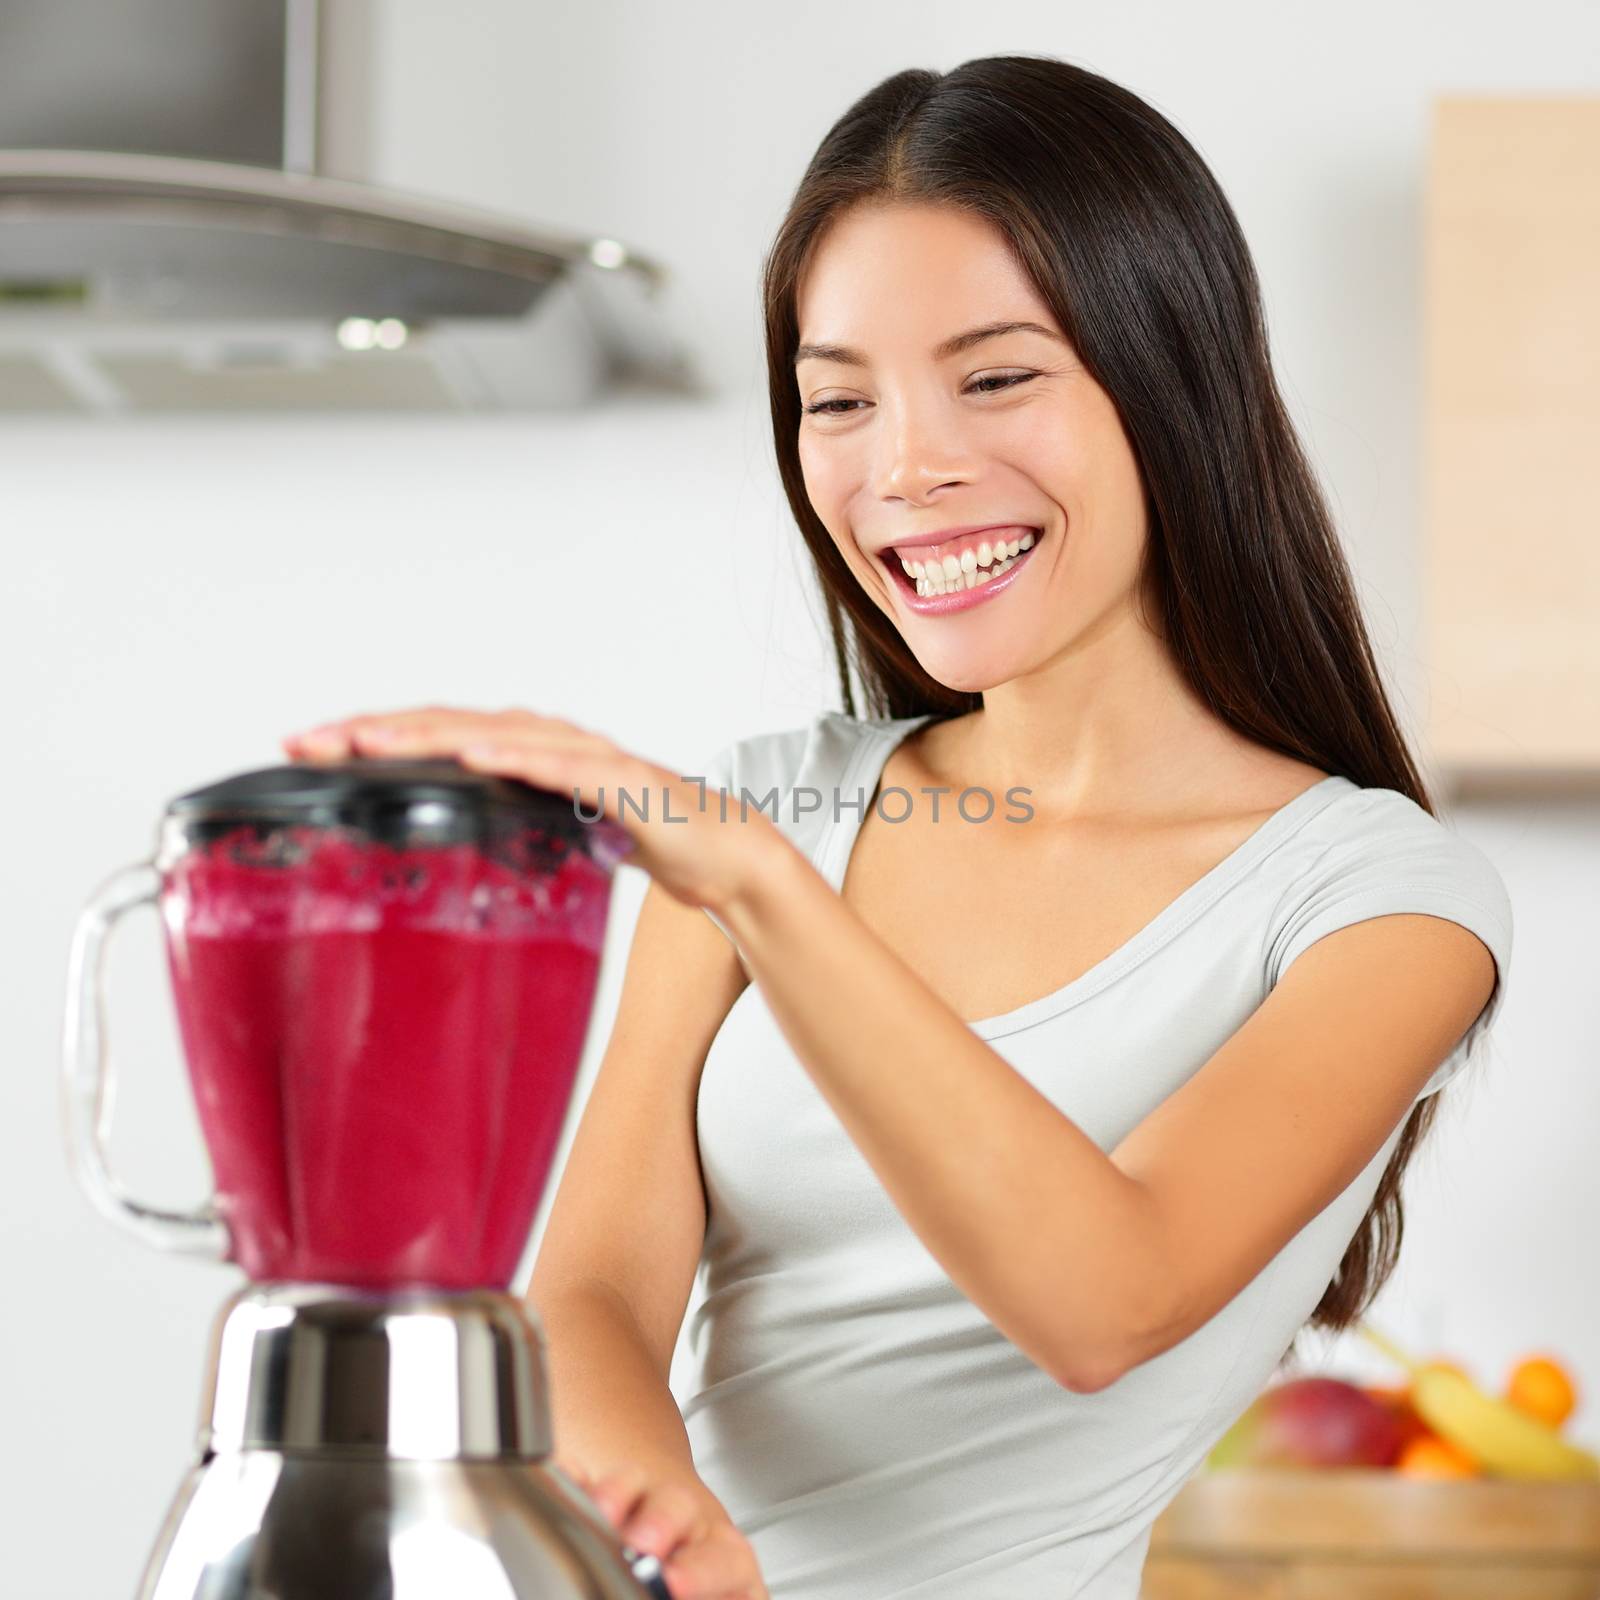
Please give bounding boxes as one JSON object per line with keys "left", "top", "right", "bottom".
{"left": 816, "top": 713, "right": 1355, "bottom": 1040}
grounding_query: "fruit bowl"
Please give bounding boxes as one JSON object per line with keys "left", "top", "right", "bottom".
{"left": 1143, "top": 1469, "right": 1600, "bottom": 1599}
{"left": 1151, "top": 1328, "right": 1600, "bottom": 1596}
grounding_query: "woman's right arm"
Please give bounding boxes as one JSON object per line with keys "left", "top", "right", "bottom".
{"left": 527, "top": 873, "right": 750, "bottom": 1521}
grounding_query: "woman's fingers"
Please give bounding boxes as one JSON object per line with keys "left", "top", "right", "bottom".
{"left": 582, "top": 1460, "right": 654, "bottom": 1533}
{"left": 282, "top": 706, "right": 595, "bottom": 763}
{"left": 616, "top": 1479, "right": 708, "bottom": 1559}
{"left": 656, "top": 1520, "right": 770, "bottom": 1599}
{"left": 553, "top": 1462, "right": 767, "bottom": 1600}
{"left": 283, "top": 705, "right": 483, "bottom": 759}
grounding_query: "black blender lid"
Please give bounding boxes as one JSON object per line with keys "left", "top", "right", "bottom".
{"left": 166, "top": 756, "right": 624, "bottom": 862}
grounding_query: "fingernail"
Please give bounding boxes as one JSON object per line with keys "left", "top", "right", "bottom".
{"left": 627, "top": 1520, "right": 668, "bottom": 1555}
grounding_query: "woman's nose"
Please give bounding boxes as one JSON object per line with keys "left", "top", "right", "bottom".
{"left": 870, "top": 411, "right": 976, "bottom": 504}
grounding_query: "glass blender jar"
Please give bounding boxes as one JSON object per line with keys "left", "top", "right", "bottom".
{"left": 62, "top": 755, "right": 674, "bottom": 1598}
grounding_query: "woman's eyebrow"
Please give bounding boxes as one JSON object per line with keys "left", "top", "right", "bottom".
{"left": 794, "top": 319, "right": 1063, "bottom": 368}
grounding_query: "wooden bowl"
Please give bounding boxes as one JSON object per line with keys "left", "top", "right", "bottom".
{"left": 1141, "top": 1467, "right": 1600, "bottom": 1599}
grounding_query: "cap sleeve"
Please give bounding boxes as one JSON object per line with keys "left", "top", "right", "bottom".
{"left": 1265, "top": 810, "right": 1514, "bottom": 1103}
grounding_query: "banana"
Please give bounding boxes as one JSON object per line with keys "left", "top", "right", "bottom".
{"left": 1358, "top": 1322, "right": 1600, "bottom": 1482}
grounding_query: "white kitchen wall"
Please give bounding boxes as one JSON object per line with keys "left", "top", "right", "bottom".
{"left": 4, "top": 3, "right": 1597, "bottom": 1594}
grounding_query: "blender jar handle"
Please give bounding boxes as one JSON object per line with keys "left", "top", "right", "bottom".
{"left": 61, "top": 861, "right": 229, "bottom": 1259}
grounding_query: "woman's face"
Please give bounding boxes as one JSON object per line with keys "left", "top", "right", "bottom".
{"left": 794, "top": 201, "right": 1154, "bottom": 695}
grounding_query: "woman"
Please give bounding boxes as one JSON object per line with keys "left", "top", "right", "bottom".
{"left": 284, "top": 54, "right": 1512, "bottom": 1600}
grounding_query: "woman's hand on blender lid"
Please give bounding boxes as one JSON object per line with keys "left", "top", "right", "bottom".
{"left": 279, "top": 705, "right": 792, "bottom": 919}
{"left": 560, "top": 1459, "right": 770, "bottom": 1600}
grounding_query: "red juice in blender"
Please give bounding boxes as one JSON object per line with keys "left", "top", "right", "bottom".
{"left": 155, "top": 760, "right": 627, "bottom": 1290}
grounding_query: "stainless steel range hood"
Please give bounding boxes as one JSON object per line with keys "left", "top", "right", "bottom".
{"left": 0, "top": 1, "right": 703, "bottom": 413}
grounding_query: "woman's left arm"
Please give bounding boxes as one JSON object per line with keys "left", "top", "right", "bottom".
{"left": 721, "top": 843, "right": 1495, "bottom": 1392}
{"left": 284, "top": 708, "right": 1497, "bottom": 1394}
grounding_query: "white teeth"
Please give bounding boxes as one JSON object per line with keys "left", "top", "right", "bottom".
{"left": 917, "top": 554, "right": 1018, "bottom": 595}
{"left": 902, "top": 529, "right": 1041, "bottom": 598}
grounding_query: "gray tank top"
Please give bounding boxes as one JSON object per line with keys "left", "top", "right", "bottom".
{"left": 672, "top": 711, "right": 1512, "bottom": 1598}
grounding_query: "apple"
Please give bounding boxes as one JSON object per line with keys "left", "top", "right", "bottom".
{"left": 1209, "top": 1377, "right": 1405, "bottom": 1469}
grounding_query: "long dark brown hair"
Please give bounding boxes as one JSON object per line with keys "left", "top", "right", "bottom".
{"left": 760, "top": 54, "right": 1445, "bottom": 1338}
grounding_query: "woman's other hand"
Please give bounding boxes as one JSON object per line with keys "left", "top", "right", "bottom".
{"left": 281, "top": 705, "right": 790, "bottom": 917}
{"left": 557, "top": 1457, "right": 770, "bottom": 1600}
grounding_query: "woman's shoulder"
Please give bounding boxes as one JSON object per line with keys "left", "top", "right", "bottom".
{"left": 1285, "top": 778, "right": 1507, "bottom": 890}
{"left": 1264, "top": 777, "right": 1514, "bottom": 993}
{"left": 696, "top": 709, "right": 926, "bottom": 796}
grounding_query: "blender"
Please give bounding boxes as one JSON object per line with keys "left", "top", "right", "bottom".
{"left": 61, "top": 755, "right": 676, "bottom": 1598}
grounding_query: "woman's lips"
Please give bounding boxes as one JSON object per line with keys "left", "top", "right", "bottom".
{"left": 880, "top": 525, "right": 1048, "bottom": 616}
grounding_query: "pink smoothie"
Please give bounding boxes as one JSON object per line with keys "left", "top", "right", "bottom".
{"left": 160, "top": 823, "right": 612, "bottom": 1289}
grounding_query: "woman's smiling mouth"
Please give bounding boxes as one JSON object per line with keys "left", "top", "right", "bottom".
{"left": 877, "top": 524, "right": 1047, "bottom": 615}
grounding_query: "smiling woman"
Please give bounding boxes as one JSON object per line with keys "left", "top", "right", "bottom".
{"left": 520, "top": 51, "right": 1514, "bottom": 1600}
{"left": 779, "top": 198, "right": 1203, "bottom": 700}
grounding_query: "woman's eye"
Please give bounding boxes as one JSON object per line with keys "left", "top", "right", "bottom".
{"left": 967, "top": 372, "right": 1037, "bottom": 396}
{"left": 802, "top": 372, "right": 1037, "bottom": 417}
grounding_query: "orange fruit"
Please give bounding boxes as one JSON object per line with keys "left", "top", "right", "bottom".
{"left": 1506, "top": 1356, "right": 1578, "bottom": 1429}
{"left": 1397, "top": 1433, "right": 1480, "bottom": 1478}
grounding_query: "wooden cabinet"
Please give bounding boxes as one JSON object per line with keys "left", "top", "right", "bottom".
{"left": 1424, "top": 98, "right": 1600, "bottom": 786}
{"left": 1141, "top": 1469, "right": 1600, "bottom": 1598}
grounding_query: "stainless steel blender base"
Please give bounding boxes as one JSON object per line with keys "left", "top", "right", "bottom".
{"left": 140, "top": 1453, "right": 669, "bottom": 1599}
{"left": 135, "top": 1283, "right": 671, "bottom": 1599}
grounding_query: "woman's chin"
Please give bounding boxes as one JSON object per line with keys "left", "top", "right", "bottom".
{"left": 911, "top": 650, "right": 1022, "bottom": 697}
